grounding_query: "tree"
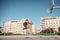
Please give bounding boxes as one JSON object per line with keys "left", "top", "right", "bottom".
{"left": 40, "top": 28, "right": 56, "bottom": 34}
{"left": 58, "top": 27, "right": 60, "bottom": 32}
{"left": 0, "top": 26, "right": 2, "bottom": 33}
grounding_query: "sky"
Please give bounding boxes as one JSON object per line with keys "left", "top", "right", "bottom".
{"left": 0, "top": 0, "right": 60, "bottom": 29}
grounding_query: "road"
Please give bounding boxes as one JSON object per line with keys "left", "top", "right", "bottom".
{"left": 0, "top": 35, "right": 60, "bottom": 40}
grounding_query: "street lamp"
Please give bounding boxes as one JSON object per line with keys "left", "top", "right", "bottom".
{"left": 23, "top": 19, "right": 32, "bottom": 35}
{"left": 47, "top": 0, "right": 60, "bottom": 13}
{"left": 23, "top": 19, "right": 28, "bottom": 35}
{"left": 46, "top": 0, "right": 60, "bottom": 36}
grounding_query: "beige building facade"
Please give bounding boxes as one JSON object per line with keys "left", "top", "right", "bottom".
{"left": 2, "top": 19, "right": 36, "bottom": 34}
{"left": 41, "top": 17, "right": 60, "bottom": 32}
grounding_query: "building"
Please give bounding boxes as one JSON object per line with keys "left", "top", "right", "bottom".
{"left": 40, "top": 17, "right": 60, "bottom": 32}
{"left": 2, "top": 19, "right": 36, "bottom": 34}
{"left": 31, "top": 25, "right": 37, "bottom": 34}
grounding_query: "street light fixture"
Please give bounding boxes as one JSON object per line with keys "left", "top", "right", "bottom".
{"left": 47, "top": 0, "right": 60, "bottom": 13}
{"left": 46, "top": 0, "right": 60, "bottom": 35}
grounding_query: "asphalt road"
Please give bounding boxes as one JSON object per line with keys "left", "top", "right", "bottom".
{"left": 0, "top": 35, "right": 60, "bottom": 40}
{"left": 0, "top": 37, "right": 60, "bottom": 40}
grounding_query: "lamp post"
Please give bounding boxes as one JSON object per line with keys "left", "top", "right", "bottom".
{"left": 23, "top": 19, "right": 32, "bottom": 36}
{"left": 46, "top": 0, "right": 60, "bottom": 40}
{"left": 23, "top": 19, "right": 29, "bottom": 35}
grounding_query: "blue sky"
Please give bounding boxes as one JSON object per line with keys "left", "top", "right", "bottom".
{"left": 0, "top": 0, "right": 60, "bottom": 29}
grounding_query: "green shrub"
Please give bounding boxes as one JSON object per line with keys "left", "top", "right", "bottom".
{"left": 0, "top": 33, "right": 4, "bottom": 35}
{"left": 56, "top": 32, "right": 60, "bottom": 35}
{"left": 5, "top": 33, "right": 13, "bottom": 35}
